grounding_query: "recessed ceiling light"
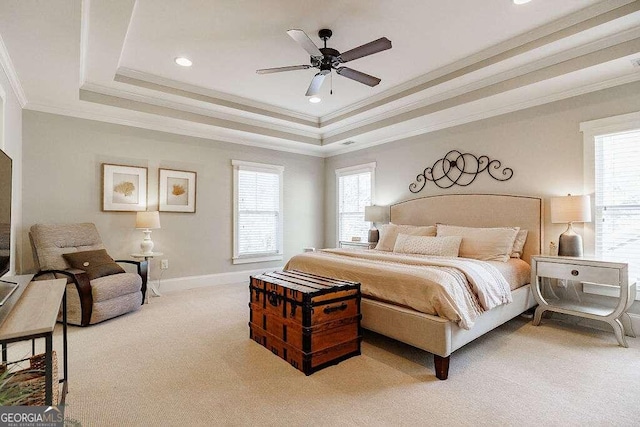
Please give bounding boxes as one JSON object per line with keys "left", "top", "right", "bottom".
{"left": 513, "top": 0, "right": 532, "bottom": 4}
{"left": 174, "top": 57, "right": 193, "bottom": 67}
{"left": 309, "top": 96, "right": 321, "bottom": 103}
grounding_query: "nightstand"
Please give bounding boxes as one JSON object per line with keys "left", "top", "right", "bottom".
{"left": 531, "top": 255, "right": 636, "bottom": 347}
{"left": 338, "top": 240, "right": 376, "bottom": 249}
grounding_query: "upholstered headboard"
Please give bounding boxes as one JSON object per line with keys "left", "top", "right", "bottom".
{"left": 390, "top": 194, "right": 543, "bottom": 264}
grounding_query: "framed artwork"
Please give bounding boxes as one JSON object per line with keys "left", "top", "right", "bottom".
{"left": 159, "top": 168, "right": 197, "bottom": 213}
{"left": 102, "top": 163, "right": 148, "bottom": 212}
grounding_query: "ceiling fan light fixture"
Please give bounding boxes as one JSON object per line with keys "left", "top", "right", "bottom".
{"left": 309, "top": 96, "right": 321, "bottom": 103}
{"left": 513, "top": 0, "right": 532, "bottom": 4}
{"left": 174, "top": 57, "right": 193, "bottom": 67}
{"left": 257, "top": 29, "right": 391, "bottom": 97}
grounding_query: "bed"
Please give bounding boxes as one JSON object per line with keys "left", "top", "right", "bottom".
{"left": 285, "top": 194, "right": 543, "bottom": 380}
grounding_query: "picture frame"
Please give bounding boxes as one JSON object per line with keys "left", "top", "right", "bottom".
{"left": 102, "top": 163, "right": 148, "bottom": 212}
{"left": 159, "top": 168, "right": 197, "bottom": 213}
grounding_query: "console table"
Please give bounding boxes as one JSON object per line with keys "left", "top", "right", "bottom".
{"left": 0, "top": 275, "right": 68, "bottom": 405}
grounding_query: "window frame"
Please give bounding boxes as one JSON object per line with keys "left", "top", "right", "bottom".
{"left": 335, "top": 162, "right": 376, "bottom": 245}
{"left": 232, "top": 160, "right": 284, "bottom": 264}
{"left": 581, "top": 111, "right": 640, "bottom": 300}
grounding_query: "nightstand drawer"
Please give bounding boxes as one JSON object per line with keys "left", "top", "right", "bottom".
{"left": 536, "top": 261, "right": 620, "bottom": 285}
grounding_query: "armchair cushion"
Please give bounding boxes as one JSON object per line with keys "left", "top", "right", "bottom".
{"left": 90, "top": 273, "right": 142, "bottom": 303}
{"left": 63, "top": 249, "right": 125, "bottom": 281}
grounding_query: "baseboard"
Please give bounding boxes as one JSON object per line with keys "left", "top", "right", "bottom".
{"left": 156, "top": 266, "right": 283, "bottom": 294}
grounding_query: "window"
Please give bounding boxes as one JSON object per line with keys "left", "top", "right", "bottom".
{"left": 232, "top": 160, "right": 283, "bottom": 264}
{"left": 594, "top": 129, "right": 640, "bottom": 282}
{"left": 336, "top": 163, "right": 375, "bottom": 243}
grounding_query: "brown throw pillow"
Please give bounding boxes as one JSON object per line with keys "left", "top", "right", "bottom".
{"left": 63, "top": 249, "right": 125, "bottom": 281}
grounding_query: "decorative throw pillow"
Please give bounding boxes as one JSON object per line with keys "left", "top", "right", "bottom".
{"left": 393, "top": 234, "right": 462, "bottom": 257}
{"left": 375, "top": 223, "right": 436, "bottom": 252}
{"left": 510, "top": 229, "right": 528, "bottom": 258}
{"left": 63, "top": 249, "right": 125, "bottom": 280}
{"left": 436, "top": 224, "right": 519, "bottom": 262}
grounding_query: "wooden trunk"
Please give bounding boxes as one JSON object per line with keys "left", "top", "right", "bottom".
{"left": 249, "top": 270, "right": 361, "bottom": 375}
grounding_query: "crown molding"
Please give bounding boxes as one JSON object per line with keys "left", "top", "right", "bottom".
{"left": 115, "top": 67, "right": 319, "bottom": 127}
{"left": 110, "top": 0, "right": 640, "bottom": 135}
{"left": 323, "top": 72, "right": 640, "bottom": 157}
{"left": 81, "top": 81, "right": 321, "bottom": 140}
{"left": 0, "top": 33, "right": 27, "bottom": 107}
{"left": 323, "top": 33, "right": 640, "bottom": 145}
{"left": 24, "top": 101, "right": 326, "bottom": 157}
{"left": 580, "top": 108, "right": 640, "bottom": 134}
{"left": 22, "top": 72, "right": 640, "bottom": 160}
{"left": 322, "top": 27, "right": 640, "bottom": 141}
{"left": 320, "top": 0, "right": 640, "bottom": 125}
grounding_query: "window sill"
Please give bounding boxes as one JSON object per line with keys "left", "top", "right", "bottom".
{"left": 232, "top": 255, "right": 283, "bottom": 265}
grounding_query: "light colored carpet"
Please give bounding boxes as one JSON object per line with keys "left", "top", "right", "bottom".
{"left": 10, "top": 283, "right": 640, "bottom": 426}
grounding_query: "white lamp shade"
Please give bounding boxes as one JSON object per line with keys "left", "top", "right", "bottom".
{"left": 364, "top": 205, "right": 388, "bottom": 223}
{"left": 136, "top": 211, "right": 161, "bottom": 229}
{"left": 550, "top": 195, "right": 591, "bottom": 224}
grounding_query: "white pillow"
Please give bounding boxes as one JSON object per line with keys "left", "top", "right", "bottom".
{"left": 375, "top": 223, "right": 436, "bottom": 252}
{"left": 393, "top": 234, "right": 462, "bottom": 257}
{"left": 510, "top": 229, "right": 528, "bottom": 258}
{"left": 436, "top": 224, "right": 519, "bottom": 262}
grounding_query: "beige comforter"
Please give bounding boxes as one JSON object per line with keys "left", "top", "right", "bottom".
{"left": 284, "top": 249, "right": 514, "bottom": 330}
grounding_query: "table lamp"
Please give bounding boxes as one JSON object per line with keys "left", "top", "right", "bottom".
{"left": 364, "top": 205, "right": 388, "bottom": 243}
{"left": 550, "top": 195, "right": 591, "bottom": 257}
{"left": 136, "top": 211, "right": 161, "bottom": 255}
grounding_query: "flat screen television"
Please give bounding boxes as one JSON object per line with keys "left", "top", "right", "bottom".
{"left": 0, "top": 148, "right": 11, "bottom": 278}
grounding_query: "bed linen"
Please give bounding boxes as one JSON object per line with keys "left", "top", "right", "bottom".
{"left": 284, "top": 249, "right": 524, "bottom": 329}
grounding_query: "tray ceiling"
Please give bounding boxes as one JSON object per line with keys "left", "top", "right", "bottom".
{"left": 1, "top": 0, "right": 640, "bottom": 156}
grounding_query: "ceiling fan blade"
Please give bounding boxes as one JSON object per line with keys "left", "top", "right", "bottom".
{"left": 305, "top": 72, "right": 327, "bottom": 96}
{"left": 339, "top": 37, "right": 392, "bottom": 63}
{"left": 287, "top": 29, "right": 323, "bottom": 57}
{"left": 256, "top": 65, "right": 311, "bottom": 74}
{"left": 336, "top": 67, "right": 381, "bottom": 87}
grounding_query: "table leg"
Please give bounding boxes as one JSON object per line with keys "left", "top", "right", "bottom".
{"left": 147, "top": 257, "right": 162, "bottom": 298}
{"left": 620, "top": 312, "right": 636, "bottom": 338}
{"left": 45, "top": 334, "right": 53, "bottom": 405}
{"left": 532, "top": 306, "right": 545, "bottom": 326}
{"left": 610, "top": 318, "right": 628, "bottom": 348}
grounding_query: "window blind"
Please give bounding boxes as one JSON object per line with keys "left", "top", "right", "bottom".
{"left": 232, "top": 160, "right": 283, "bottom": 263}
{"left": 595, "top": 129, "right": 640, "bottom": 282}
{"left": 338, "top": 170, "right": 372, "bottom": 242}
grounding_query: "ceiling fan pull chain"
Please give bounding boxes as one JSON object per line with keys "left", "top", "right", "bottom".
{"left": 331, "top": 72, "right": 333, "bottom": 95}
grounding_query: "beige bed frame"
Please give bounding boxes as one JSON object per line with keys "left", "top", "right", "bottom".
{"left": 360, "top": 194, "right": 543, "bottom": 380}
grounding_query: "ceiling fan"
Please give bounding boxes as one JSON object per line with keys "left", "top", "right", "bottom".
{"left": 257, "top": 29, "right": 392, "bottom": 97}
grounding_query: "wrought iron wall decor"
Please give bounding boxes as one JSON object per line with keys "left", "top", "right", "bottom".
{"left": 409, "top": 150, "right": 513, "bottom": 192}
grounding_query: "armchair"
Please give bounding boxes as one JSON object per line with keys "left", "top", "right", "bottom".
{"left": 29, "top": 223, "right": 148, "bottom": 326}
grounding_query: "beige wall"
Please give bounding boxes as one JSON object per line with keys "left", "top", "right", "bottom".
{"left": 22, "top": 111, "right": 324, "bottom": 280}
{"left": 0, "top": 66, "right": 23, "bottom": 275}
{"left": 325, "top": 81, "right": 640, "bottom": 252}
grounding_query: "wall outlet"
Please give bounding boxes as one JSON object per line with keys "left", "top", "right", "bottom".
{"left": 160, "top": 259, "right": 169, "bottom": 270}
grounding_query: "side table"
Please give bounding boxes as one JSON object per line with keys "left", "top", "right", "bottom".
{"left": 131, "top": 252, "right": 163, "bottom": 302}
{"left": 0, "top": 276, "right": 68, "bottom": 405}
{"left": 531, "top": 255, "right": 636, "bottom": 347}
